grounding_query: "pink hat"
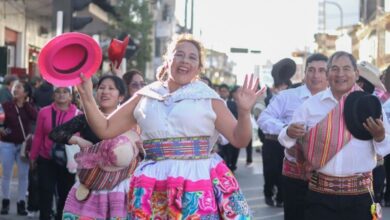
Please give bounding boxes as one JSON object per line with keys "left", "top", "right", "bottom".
{"left": 108, "top": 35, "right": 129, "bottom": 68}
{"left": 38, "top": 32, "right": 102, "bottom": 86}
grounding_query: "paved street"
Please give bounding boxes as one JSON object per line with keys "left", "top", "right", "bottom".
{"left": 235, "top": 149, "right": 284, "bottom": 220}
{"left": 2, "top": 149, "right": 390, "bottom": 219}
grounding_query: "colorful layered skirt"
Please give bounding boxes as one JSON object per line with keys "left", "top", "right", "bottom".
{"left": 128, "top": 153, "right": 251, "bottom": 219}
{"left": 62, "top": 179, "right": 130, "bottom": 220}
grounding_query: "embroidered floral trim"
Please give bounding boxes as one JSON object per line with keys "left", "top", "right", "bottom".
{"left": 128, "top": 163, "right": 252, "bottom": 219}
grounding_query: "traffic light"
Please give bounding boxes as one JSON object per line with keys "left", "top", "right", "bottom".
{"left": 53, "top": 0, "right": 93, "bottom": 33}
{"left": 71, "top": 0, "right": 93, "bottom": 31}
{"left": 0, "top": 47, "right": 6, "bottom": 76}
{"left": 125, "top": 37, "right": 139, "bottom": 59}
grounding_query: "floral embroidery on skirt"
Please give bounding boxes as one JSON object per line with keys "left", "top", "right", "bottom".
{"left": 128, "top": 161, "right": 251, "bottom": 219}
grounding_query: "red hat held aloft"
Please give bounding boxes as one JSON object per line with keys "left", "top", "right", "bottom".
{"left": 108, "top": 35, "right": 129, "bottom": 68}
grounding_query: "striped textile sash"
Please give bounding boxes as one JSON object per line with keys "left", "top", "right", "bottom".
{"left": 309, "top": 172, "right": 372, "bottom": 195}
{"left": 282, "top": 158, "right": 306, "bottom": 180}
{"left": 78, "top": 158, "right": 138, "bottom": 190}
{"left": 143, "top": 136, "right": 210, "bottom": 161}
{"left": 296, "top": 85, "right": 363, "bottom": 171}
{"left": 77, "top": 144, "right": 139, "bottom": 191}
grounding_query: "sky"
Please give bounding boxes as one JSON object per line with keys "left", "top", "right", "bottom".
{"left": 175, "top": 0, "right": 359, "bottom": 84}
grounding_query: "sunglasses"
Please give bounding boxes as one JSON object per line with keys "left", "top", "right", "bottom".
{"left": 129, "top": 82, "right": 147, "bottom": 89}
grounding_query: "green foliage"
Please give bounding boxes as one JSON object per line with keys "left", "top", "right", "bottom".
{"left": 108, "top": 0, "right": 153, "bottom": 73}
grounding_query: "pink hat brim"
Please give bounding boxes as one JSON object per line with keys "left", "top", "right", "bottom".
{"left": 38, "top": 32, "right": 102, "bottom": 86}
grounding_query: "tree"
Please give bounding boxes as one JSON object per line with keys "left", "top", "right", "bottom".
{"left": 107, "top": 0, "right": 153, "bottom": 73}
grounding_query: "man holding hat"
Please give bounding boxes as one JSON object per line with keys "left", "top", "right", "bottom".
{"left": 278, "top": 51, "right": 390, "bottom": 220}
{"left": 258, "top": 53, "right": 328, "bottom": 219}
{"left": 257, "top": 58, "right": 296, "bottom": 207}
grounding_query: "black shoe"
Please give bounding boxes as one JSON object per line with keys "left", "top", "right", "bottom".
{"left": 0, "top": 199, "right": 10, "bottom": 215}
{"left": 265, "top": 197, "right": 274, "bottom": 207}
{"left": 276, "top": 201, "right": 284, "bottom": 207}
{"left": 17, "top": 200, "right": 28, "bottom": 216}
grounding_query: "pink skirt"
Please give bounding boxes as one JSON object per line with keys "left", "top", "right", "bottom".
{"left": 128, "top": 154, "right": 251, "bottom": 219}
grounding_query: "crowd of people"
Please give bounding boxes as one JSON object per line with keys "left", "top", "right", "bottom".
{"left": 257, "top": 51, "right": 390, "bottom": 220}
{"left": 0, "top": 66, "right": 148, "bottom": 219}
{"left": 0, "top": 34, "right": 260, "bottom": 219}
{"left": 0, "top": 33, "right": 390, "bottom": 220}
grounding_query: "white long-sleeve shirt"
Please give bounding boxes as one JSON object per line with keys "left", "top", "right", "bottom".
{"left": 278, "top": 88, "right": 390, "bottom": 176}
{"left": 257, "top": 85, "right": 312, "bottom": 161}
{"left": 258, "top": 85, "right": 312, "bottom": 135}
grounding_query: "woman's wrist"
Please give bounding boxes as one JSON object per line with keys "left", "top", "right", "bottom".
{"left": 237, "top": 109, "right": 250, "bottom": 119}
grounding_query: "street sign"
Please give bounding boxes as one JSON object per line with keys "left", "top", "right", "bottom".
{"left": 230, "top": 48, "right": 248, "bottom": 53}
{"left": 230, "top": 48, "right": 261, "bottom": 54}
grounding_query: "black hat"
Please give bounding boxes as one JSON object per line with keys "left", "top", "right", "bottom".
{"left": 271, "top": 58, "right": 296, "bottom": 85}
{"left": 343, "top": 91, "right": 382, "bottom": 140}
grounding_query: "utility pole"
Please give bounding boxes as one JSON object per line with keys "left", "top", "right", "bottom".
{"left": 320, "top": 1, "right": 343, "bottom": 31}
{"left": 184, "top": 0, "right": 194, "bottom": 33}
{"left": 184, "top": 0, "right": 188, "bottom": 31}
{"left": 190, "top": 0, "right": 194, "bottom": 34}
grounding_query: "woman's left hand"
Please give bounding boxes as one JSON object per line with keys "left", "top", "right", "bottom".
{"left": 235, "top": 74, "right": 266, "bottom": 113}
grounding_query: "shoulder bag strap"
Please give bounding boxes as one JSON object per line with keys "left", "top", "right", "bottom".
{"left": 15, "top": 105, "right": 26, "bottom": 140}
{"left": 51, "top": 107, "right": 57, "bottom": 129}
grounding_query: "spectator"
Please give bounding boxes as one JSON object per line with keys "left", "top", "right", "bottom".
{"left": 122, "top": 69, "right": 145, "bottom": 101}
{"left": 29, "top": 87, "right": 80, "bottom": 220}
{"left": 0, "top": 74, "right": 18, "bottom": 104}
{"left": 0, "top": 80, "right": 37, "bottom": 215}
{"left": 32, "top": 80, "right": 54, "bottom": 110}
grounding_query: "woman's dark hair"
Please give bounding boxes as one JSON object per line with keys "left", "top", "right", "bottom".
{"left": 122, "top": 69, "right": 143, "bottom": 85}
{"left": 97, "top": 75, "right": 126, "bottom": 96}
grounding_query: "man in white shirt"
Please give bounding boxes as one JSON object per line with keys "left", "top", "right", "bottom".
{"left": 258, "top": 53, "right": 328, "bottom": 219}
{"left": 279, "top": 51, "right": 390, "bottom": 220}
{"left": 257, "top": 58, "right": 296, "bottom": 207}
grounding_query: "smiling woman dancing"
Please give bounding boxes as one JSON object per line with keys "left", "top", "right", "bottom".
{"left": 76, "top": 34, "right": 264, "bottom": 219}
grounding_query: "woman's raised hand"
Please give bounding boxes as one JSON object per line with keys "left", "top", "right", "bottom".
{"left": 76, "top": 73, "right": 94, "bottom": 99}
{"left": 235, "top": 74, "right": 266, "bottom": 113}
{"left": 110, "top": 61, "right": 122, "bottom": 76}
